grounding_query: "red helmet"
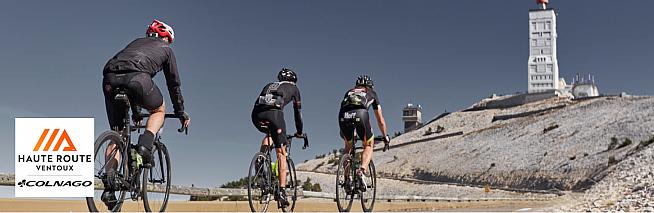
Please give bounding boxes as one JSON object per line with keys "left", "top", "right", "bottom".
{"left": 146, "top": 19, "right": 175, "bottom": 43}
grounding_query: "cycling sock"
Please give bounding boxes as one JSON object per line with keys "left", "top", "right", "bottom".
{"left": 137, "top": 130, "right": 155, "bottom": 159}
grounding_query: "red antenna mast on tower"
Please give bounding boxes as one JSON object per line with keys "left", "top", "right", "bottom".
{"left": 537, "top": 0, "right": 549, "bottom": 9}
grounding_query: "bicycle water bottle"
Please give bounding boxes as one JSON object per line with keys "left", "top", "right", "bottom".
{"left": 271, "top": 161, "right": 279, "bottom": 177}
{"left": 131, "top": 148, "right": 143, "bottom": 168}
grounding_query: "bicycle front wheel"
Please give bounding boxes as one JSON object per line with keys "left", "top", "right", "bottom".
{"left": 282, "top": 158, "right": 298, "bottom": 212}
{"left": 336, "top": 154, "right": 354, "bottom": 212}
{"left": 360, "top": 160, "right": 376, "bottom": 212}
{"left": 248, "top": 152, "right": 272, "bottom": 212}
{"left": 142, "top": 142, "right": 172, "bottom": 212}
{"left": 86, "top": 130, "right": 129, "bottom": 212}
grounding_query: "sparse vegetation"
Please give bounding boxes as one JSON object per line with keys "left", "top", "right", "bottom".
{"left": 617, "top": 138, "right": 632, "bottom": 149}
{"left": 393, "top": 132, "right": 402, "bottom": 138}
{"left": 220, "top": 177, "right": 247, "bottom": 188}
{"left": 638, "top": 135, "right": 654, "bottom": 148}
{"left": 543, "top": 124, "right": 559, "bottom": 133}
{"left": 424, "top": 127, "right": 433, "bottom": 136}
{"left": 608, "top": 137, "right": 619, "bottom": 150}
{"left": 312, "top": 183, "right": 322, "bottom": 192}
{"left": 608, "top": 156, "right": 618, "bottom": 165}
{"left": 301, "top": 177, "right": 322, "bottom": 192}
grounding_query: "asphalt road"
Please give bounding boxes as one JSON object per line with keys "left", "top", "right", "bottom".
{"left": 0, "top": 198, "right": 558, "bottom": 212}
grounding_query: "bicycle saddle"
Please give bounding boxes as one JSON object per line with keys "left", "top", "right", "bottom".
{"left": 112, "top": 87, "right": 130, "bottom": 101}
{"left": 258, "top": 121, "right": 271, "bottom": 130}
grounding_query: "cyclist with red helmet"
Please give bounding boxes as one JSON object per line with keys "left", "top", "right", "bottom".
{"left": 100, "top": 19, "right": 189, "bottom": 208}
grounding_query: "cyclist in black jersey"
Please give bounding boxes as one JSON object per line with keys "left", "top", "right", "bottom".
{"left": 251, "top": 68, "right": 304, "bottom": 207}
{"left": 338, "top": 75, "right": 390, "bottom": 179}
{"left": 101, "top": 19, "right": 190, "bottom": 208}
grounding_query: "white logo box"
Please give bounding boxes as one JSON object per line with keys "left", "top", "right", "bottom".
{"left": 15, "top": 118, "right": 94, "bottom": 197}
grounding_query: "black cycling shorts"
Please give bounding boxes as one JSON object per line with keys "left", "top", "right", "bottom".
{"left": 338, "top": 109, "right": 374, "bottom": 144}
{"left": 102, "top": 72, "right": 163, "bottom": 130}
{"left": 252, "top": 109, "right": 288, "bottom": 148}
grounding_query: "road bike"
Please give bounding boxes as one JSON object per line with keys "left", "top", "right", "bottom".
{"left": 335, "top": 136, "right": 385, "bottom": 212}
{"left": 86, "top": 88, "right": 187, "bottom": 212}
{"left": 247, "top": 124, "right": 308, "bottom": 212}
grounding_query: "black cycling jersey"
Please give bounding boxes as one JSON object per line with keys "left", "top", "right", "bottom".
{"left": 338, "top": 86, "right": 380, "bottom": 144}
{"left": 252, "top": 81, "right": 303, "bottom": 142}
{"left": 339, "top": 86, "right": 380, "bottom": 112}
{"left": 103, "top": 37, "right": 184, "bottom": 114}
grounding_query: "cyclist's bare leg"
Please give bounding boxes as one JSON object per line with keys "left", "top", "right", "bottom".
{"left": 146, "top": 102, "right": 165, "bottom": 134}
{"left": 276, "top": 146, "right": 287, "bottom": 187}
{"left": 360, "top": 139, "right": 374, "bottom": 173}
{"left": 104, "top": 142, "right": 120, "bottom": 173}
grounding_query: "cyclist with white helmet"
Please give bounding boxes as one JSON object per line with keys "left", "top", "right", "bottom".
{"left": 100, "top": 19, "right": 190, "bottom": 209}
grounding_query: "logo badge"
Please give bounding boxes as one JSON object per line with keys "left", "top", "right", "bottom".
{"left": 15, "top": 118, "right": 94, "bottom": 197}
{"left": 33, "top": 129, "right": 77, "bottom": 151}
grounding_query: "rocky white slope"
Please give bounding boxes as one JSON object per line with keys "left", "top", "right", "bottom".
{"left": 557, "top": 142, "right": 654, "bottom": 211}
{"left": 298, "top": 96, "right": 654, "bottom": 192}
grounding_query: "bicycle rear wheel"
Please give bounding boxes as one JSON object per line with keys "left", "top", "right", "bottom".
{"left": 248, "top": 152, "right": 272, "bottom": 212}
{"left": 142, "top": 142, "right": 172, "bottom": 212}
{"left": 282, "top": 158, "right": 298, "bottom": 212}
{"left": 86, "top": 130, "right": 129, "bottom": 212}
{"left": 335, "top": 154, "right": 354, "bottom": 212}
{"left": 360, "top": 160, "right": 376, "bottom": 212}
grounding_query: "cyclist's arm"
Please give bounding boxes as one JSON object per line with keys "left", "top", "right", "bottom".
{"left": 292, "top": 86, "right": 303, "bottom": 134}
{"left": 370, "top": 90, "right": 388, "bottom": 137}
{"left": 373, "top": 106, "right": 388, "bottom": 137}
{"left": 163, "top": 49, "right": 185, "bottom": 115}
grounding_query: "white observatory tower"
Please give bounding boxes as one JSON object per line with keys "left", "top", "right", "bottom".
{"left": 527, "top": 0, "right": 560, "bottom": 93}
{"left": 402, "top": 103, "right": 422, "bottom": 132}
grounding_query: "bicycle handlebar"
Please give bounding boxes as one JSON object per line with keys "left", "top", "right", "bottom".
{"left": 352, "top": 136, "right": 391, "bottom": 151}
{"left": 286, "top": 134, "right": 309, "bottom": 150}
{"left": 135, "top": 113, "right": 188, "bottom": 135}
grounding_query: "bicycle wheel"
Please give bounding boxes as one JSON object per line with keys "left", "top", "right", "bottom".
{"left": 282, "top": 158, "right": 298, "bottom": 212}
{"left": 86, "top": 130, "right": 129, "bottom": 212}
{"left": 248, "top": 152, "right": 272, "bottom": 212}
{"left": 360, "top": 160, "right": 376, "bottom": 212}
{"left": 335, "top": 154, "right": 354, "bottom": 212}
{"left": 142, "top": 142, "right": 172, "bottom": 212}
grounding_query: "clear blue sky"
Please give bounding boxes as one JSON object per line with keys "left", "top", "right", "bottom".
{"left": 0, "top": 0, "right": 652, "bottom": 187}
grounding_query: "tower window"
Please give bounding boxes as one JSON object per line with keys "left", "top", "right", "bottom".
{"left": 545, "top": 21, "right": 552, "bottom": 30}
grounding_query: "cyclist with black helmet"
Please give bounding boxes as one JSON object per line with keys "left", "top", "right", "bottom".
{"left": 251, "top": 68, "right": 304, "bottom": 207}
{"left": 101, "top": 19, "right": 190, "bottom": 208}
{"left": 338, "top": 75, "right": 390, "bottom": 189}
